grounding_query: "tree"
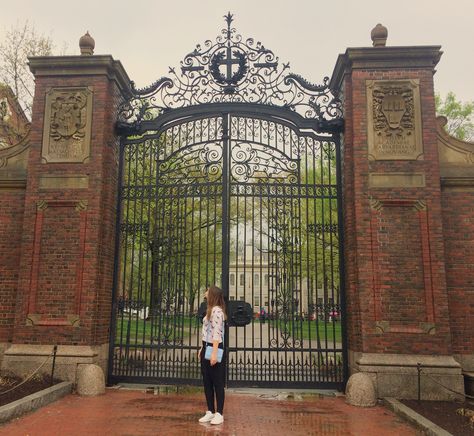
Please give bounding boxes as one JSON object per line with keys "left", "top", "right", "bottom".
{"left": 435, "top": 92, "right": 474, "bottom": 142}
{"left": 119, "top": 132, "right": 226, "bottom": 316}
{"left": 0, "top": 21, "right": 54, "bottom": 118}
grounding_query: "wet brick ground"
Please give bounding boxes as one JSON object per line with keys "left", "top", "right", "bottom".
{"left": 0, "top": 388, "right": 416, "bottom": 435}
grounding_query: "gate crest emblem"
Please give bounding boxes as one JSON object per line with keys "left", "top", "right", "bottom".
{"left": 209, "top": 48, "right": 247, "bottom": 88}
{"left": 380, "top": 92, "right": 407, "bottom": 129}
{"left": 117, "top": 13, "right": 343, "bottom": 133}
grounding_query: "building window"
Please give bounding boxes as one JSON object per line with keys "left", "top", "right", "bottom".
{"left": 230, "top": 296, "right": 235, "bottom": 301}
{"left": 239, "top": 296, "right": 245, "bottom": 301}
{"left": 254, "top": 296, "right": 260, "bottom": 306}
{"left": 230, "top": 273, "right": 235, "bottom": 286}
{"left": 239, "top": 273, "right": 245, "bottom": 286}
{"left": 254, "top": 273, "right": 259, "bottom": 286}
{"left": 264, "top": 274, "right": 268, "bottom": 285}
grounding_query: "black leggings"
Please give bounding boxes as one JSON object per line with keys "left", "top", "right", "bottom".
{"left": 200, "top": 341, "right": 225, "bottom": 414}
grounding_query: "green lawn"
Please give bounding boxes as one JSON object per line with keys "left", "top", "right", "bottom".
{"left": 267, "top": 319, "right": 342, "bottom": 342}
{"left": 115, "top": 316, "right": 342, "bottom": 345}
{"left": 115, "top": 315, "right": 200, "bottom": 344}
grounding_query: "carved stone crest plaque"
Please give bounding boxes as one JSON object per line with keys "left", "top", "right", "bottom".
{"left": 42, "top": 87, "right": 93, "bottom": 163}
{"left": 366, "top": 79, "right": 423, "bottom": 160}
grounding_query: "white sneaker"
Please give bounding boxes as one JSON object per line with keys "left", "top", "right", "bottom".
{"left": 198, "top": 411, "right": 215, "bottom": 423}
{"left": 210, "top": 412, "right": 224, "bottom": 425}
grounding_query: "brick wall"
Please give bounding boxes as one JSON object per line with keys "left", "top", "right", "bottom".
{"left": 340, "top": 77, "right": 363, "bottom": 352}
{"left": 442, "top": 190, "right": 474, "bottom": 359}
{"left": 1, "top": 45, "right": 472, "bottom": 388}
{"left": 0, "top": 189, "right": 25, "bottom": 342}
{"left": 10, "top": 56, "right": 129, "bottom": 347}
{"left": 94, "top": 82, "right": 123, "bottom": 345}
{"left": 333, "top": 48, "right": 453, "bottom": 356}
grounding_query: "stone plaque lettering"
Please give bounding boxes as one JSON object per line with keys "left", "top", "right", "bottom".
{"left": 367, "top": 79, "right": 423, "bottom": 160}
{"left": 42, "top": 87, "right": 93, "bottom": 163}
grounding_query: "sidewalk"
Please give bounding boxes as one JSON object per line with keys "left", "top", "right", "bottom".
{"left": 0, "top": 388, "right": 416, "bottom": 436}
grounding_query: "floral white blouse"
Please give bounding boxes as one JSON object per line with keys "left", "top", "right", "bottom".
{"left": 202, "top": 306, "right": 224, "bottom": 343}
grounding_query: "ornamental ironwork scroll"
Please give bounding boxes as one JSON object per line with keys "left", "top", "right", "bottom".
{"left": 117, "top": 13, "right": 343, "bottom": 133}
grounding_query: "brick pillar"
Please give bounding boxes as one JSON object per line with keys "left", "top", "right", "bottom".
{"left": 1, "top": 53, "right": 130, "bottom": 382}
{"left": 330, "top": 40, "right": 464, "bottom": 399}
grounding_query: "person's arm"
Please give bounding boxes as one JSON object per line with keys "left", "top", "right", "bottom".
{"left": 210, "top": 339, "right": 219, "bottom": 366}
{"left": 210, "top": 308, "right": 224, "bottom": 366}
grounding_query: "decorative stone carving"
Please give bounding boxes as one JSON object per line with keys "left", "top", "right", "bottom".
{"left": 26, "top": 313, "right": 80, "bottom": 327}
{"left": 75, "top": 199, "right": 88, "bottom": 211}
{"left": 79, "top": 31, "right": 95, "bottom": 56}
{"left": 36, "top": 199, "right": 48, "bottom": 210}
{"left": 367, "top": 80, "right": 423, "bottom": 160}
{"left": 370, "top": 23, "right": 388, "bottom": 47}
{"left": 42, "top": 87, "right": 93, "bottom": 163}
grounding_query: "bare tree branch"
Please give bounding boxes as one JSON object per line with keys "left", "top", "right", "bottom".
{"left": 0, "top": 21, "right": 54, "bottom": 119}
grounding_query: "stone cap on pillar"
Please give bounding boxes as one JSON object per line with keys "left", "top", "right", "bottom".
{"left": 79, "top": 31, "right": 95, "bottom": 56}
{"left": 28, "top": 55, "right": 132, "bottom": 98}
{"left": 329, "top": 46, "right": 442, "bottom": 93}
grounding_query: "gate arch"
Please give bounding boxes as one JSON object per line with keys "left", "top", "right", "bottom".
{"left": 109, "top": 14, "right": 346, "bottom": 388}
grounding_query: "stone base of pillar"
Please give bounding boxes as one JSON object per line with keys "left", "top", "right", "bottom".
{"left": 0, "top": 342, "right": 9, "bottom": 368}
{"left": 453, "top": 354, "right": 474, "bottom": 396}
{"left": 454, "top": 353, "right": 474, "bottom": 372}
{"left": 1, "top": 343, "right": 109, "bottom": 384}
{"left": 349, "top": 351, "right": 465, "bottom": 401}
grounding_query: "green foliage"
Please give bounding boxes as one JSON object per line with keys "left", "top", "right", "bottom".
{"left": 120, "top": 130, "right": 340, "bottom": 316}
{"left": 435, "top": 92, "right": 474, "bottom": 142}
{"left": 120, "top": 134, "right": 224, "bottom": 312}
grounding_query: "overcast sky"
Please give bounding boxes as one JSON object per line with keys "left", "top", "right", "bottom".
{"left": 1, "top": 0, "right": 473, "bottom": 101}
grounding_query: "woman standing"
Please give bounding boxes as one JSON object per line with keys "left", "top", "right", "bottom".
{"left": 198, "top": 285, "right": 226, "bottom": 425}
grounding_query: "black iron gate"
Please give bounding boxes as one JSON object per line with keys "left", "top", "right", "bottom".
{"left": 109, "top": 14, "right": 345, "bottom": 388}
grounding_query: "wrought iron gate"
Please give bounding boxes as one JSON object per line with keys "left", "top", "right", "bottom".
{"left": 109, "top": 14, "right": 345, "bottom": 388}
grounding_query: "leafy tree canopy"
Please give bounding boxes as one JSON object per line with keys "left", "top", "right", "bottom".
{"left": 435, "top": 92, "right": 474, "bottom": 142}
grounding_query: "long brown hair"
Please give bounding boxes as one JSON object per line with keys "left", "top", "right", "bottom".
{"left": 206, "top": 285, "right": 226, "bottom": 320}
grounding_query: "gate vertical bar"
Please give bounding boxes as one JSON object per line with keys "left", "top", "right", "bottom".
{"left": 335, "top": 133, "right": 348, "bottom": 386}
{"left": 108, "top": 136, "right": 126, "bottom": 384}
{"left": 221, "top": 113, "right": 230, "bottom": 384}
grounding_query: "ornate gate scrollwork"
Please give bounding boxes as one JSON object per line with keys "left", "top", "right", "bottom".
{"left": 117, "top": 13, "right": 343, "bottom": 133}
{"left": 110, "top": 13, "right": 345, "bottom": 389}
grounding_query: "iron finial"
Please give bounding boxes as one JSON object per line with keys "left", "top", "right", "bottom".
{"left": 224, "top": 12, "right": 234, "bottom": 28}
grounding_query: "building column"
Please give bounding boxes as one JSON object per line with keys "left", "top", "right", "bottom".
{"left": 1, "top": 35, "right": 131, "bottom": 382}
{"left": 330, "top": 26, "right": 464, "bottom": 399}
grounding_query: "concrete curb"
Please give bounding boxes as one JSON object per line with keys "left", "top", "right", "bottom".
{"left": 0, "top": 381, "right": 73, "bottom": 424}
{"left": 383, "top": 397, "right": 452, "bottom": 436}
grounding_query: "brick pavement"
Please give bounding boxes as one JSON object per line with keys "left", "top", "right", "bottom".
{"left": 0, "top": 388, "right": 416, "bottom": 436}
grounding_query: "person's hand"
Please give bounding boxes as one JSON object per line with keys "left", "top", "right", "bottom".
{"left": 198, "top": 347, "right": 202, "bottom": 359}
{"left": 210, "top": 351, "right": 218, "bottom": 366}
